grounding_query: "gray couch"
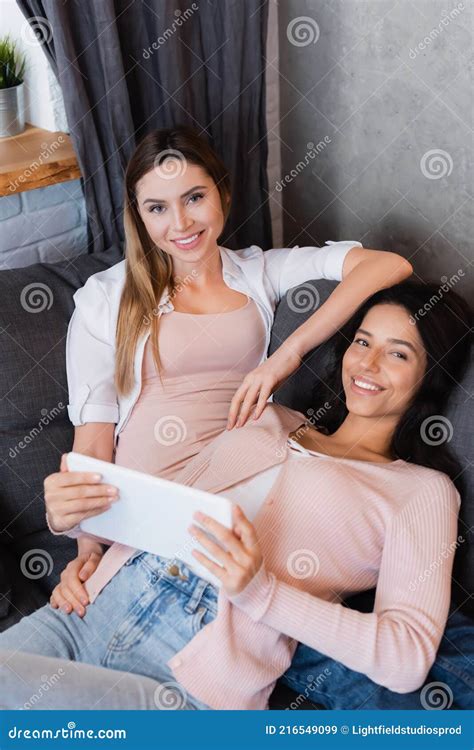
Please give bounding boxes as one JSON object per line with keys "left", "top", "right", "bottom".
{"left": 0, "top": 250, "right": 472, "bottom": 710}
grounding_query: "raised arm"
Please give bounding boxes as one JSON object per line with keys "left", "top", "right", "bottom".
{"left": 228, "top": 243, "right": 412, "bottom": 428}
{"left": 277, "top": 245, "right": 412, "bottom": 363}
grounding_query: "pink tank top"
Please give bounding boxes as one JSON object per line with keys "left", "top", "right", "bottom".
{"left": 114, "top": 297, "right": 267, "bottom": 479}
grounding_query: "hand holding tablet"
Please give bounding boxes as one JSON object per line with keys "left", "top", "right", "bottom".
{"left": 67, "top": 452, "right": 233, "bottom": 587}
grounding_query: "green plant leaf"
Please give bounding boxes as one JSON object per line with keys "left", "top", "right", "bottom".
{"left": 0, "top": 35, "right": 26, "bottom": 89}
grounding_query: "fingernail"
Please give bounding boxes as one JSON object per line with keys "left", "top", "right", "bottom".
{"left": 107, "top": 487, "right": 118, "bottom": 495}
{"left": 62, "top": 604, "right": 70, "bottom": 613}
{"left": 80, "top": 597, "right": 88, "bottom": 605}
{"left": 75, "top": 608, "right": 84, "bottom": 617}
{"left": 92, "top": 473, "right": 102, "bottom": 481}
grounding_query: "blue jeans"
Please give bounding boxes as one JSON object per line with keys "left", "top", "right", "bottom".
{"left": 0, "top": 550, "right": 218, "bottom": 710}
{"left": 1, "top": 551, "right": 472, "bottom": 710}
{"left": 280, "top": 607, "right": 474, "bottom": 710}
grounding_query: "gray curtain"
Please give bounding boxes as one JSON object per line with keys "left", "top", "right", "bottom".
{"left": 16, "top": 0, "right": 272, "bottom": 254}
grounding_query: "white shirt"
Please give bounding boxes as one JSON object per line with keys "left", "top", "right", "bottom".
{"left": 217, "top": 439, "right": 308, "bottom": 519}
{"left": 66, "top": 241, "right": 361, "bottom": 445}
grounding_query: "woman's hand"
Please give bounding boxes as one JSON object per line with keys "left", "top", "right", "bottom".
{"left": 50, "top": 542, "right": 103, "bottom": 617}
{"left": 189, "top": 506, "right": 263, "bottom": 597}
{"left": 44, "top": 454, "right": 119, "bottom": 533}
{"left": 227, "top": 346, "right": 302, "bottom": 429}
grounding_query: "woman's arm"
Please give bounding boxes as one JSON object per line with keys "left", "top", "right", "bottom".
{"left": 226, "top": 477, "right": 460, "bottom": 694}
{"left": 46, "top": 423, "right": 116, "bottom": 545}
{"left": 56, "top": 272, "right": 119, "bottom": 539}
{"left": 75, "top": 422, "right": 117, "bottom": 550}
{"left": 195, "top": 477, "right": 460, "bottom": 694}
{"left": 278, "top": 246, "right": 413, "bottom": 363}
{"left": 48, "top": 273, "right": 118, "bottom": 614}
{"left": 228, "top": 245, "right": 412, "bottom": 428}
{"left": 47, "top": 423, "right": 116, "bottom": 617}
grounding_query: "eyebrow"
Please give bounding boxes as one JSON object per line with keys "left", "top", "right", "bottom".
{"left": 142, "top": 186, "right": 207, "bottom": 204}
{"left": 356, "top": 328, "right": 418, "bottom": 354}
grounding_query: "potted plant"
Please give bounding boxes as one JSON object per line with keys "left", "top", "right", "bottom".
{"left": 0, "top": 36, "right": 26, "bottom": 137}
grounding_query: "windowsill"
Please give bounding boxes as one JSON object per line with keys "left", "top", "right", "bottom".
{"left": 0, "top": 123, "right": 81, "bottom": 197}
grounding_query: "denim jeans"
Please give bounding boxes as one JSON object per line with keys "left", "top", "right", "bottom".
{"left": 1, "top": 551, "right": 472, "bottom": 710}
{"left": 0, "top": 550, "right": 218, "bottom": 710}
{"left": 280, "top": 607, "right": 474, "bottom": 710}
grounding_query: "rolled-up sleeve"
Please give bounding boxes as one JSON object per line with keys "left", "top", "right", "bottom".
{"left": 264, "top": 240, "right": 362, "bottom": 300}
{"left": 66, "top": 278, "right": 119, "bottom": 426}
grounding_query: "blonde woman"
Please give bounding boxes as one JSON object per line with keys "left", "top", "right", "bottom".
{"left": 46, "top": 125, "right": 411, "bottom": 616}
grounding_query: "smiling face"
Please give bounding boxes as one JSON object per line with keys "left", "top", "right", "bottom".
{"left": 342, "top": 303, "right": 427, "bottom": 421}
{"left": 135, "top": 161, "right": 228, "bottom": 270}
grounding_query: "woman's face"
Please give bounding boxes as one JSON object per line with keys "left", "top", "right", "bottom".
{"left": 342, "top": 304, "right": 427, "bottom": 420}
{"left": 135, "top": 161, "right": 228, "bottom": 268}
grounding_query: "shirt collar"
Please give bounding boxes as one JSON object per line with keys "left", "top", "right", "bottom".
{"left": 219, "top": 245, "right": 241, "bottom": 281}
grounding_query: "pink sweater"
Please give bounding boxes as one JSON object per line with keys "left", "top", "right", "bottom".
{"left": 50, "top": 405, "right": 461, "bottom": 709}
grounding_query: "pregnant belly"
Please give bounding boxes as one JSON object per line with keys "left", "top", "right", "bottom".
{"left": 114, "top": 375, "right": 239, "bottom": 480}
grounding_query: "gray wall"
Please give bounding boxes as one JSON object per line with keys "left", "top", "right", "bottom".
{"left": 277, "top": 0, "right": 473, "bottom": 295}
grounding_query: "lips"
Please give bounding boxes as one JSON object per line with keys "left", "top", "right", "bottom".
{"left": 171, "top": 230, "right": 204, "bottom": 250}
{"left": 350, "top": 376, "right": 386, "bottom": 395}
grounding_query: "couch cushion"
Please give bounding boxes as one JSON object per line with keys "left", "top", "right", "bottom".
{"left": 269, "top": 280, "right": 474, "bottom": 615}
{"left": 0, "top": 249, "right": 123, "bottom": 617}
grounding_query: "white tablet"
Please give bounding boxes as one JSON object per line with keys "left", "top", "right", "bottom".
{"left": 68, "top": 452, "right": 233, "bottom": 587}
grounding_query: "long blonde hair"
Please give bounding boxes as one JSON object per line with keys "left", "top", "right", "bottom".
{"left": 115, "top": 126, "right": 232, "bottom": 397}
